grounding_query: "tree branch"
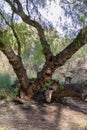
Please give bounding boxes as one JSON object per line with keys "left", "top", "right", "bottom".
{"left": 0, "top": 31, "right": 29, "bottom": 89}
{"left": 0, "top": 31, "right": 5, "bottom": 49}
{"left": 0, "top": 12, "right": 21, "bottom": 56}
{"left": 26, "top": 0, "right": 30, "bottom": 16}
{"left": 5, "top": 0, "right": 53, "bottom": 61}
{"left": 54, "top": 27, "right": 87, "bottom": 68}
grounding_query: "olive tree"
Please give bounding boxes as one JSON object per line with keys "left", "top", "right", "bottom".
{"left": 0, "top": 0, "right": 87, "bottom": 101}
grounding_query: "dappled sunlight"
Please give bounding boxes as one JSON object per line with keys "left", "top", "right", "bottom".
{"left": 0, "top": 99, "right": 87, "bottom": 130}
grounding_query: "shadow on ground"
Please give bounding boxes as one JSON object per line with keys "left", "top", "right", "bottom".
{"left": 0, "top": 98, "right": 87, "bottom": 130}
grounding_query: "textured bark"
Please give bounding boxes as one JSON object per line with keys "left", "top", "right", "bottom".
{"left": 0, "top": 39, "right": 31, "bottom": 100}
{"left": 54, "top": 28, "right": 87, "bottom": 68}
{"left": 33, "top": 82, "right": 87, "bottom": 103}
{"left": 52, "top": 83, "right": 87, "bottom": 102}
{"left": 36, "top": 28, "right": 87, "bottom": 86}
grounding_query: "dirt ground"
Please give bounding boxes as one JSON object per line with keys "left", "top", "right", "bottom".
{"left": 0, "top": 98, "right": 87, "bottom": 130}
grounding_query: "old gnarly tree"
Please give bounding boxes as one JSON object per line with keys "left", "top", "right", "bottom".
{"left": 0, "top": 0, "right": 87, "bottom": 101}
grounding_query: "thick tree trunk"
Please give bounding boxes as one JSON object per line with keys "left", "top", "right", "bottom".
{"left": 0, "top": 41, "right": 33, "bottom": 100}
{"left": 0, "top": 42, "right": 87, "bottom": 102}
{"left": 0, "top": 27, "right": 87, "bottom": 102}
{"left": 33, "top": 81, "right": 87, "bottom": 103}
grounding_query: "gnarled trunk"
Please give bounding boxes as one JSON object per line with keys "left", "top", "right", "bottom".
{"left": 0, "top": 26, "right": 87, "bottom": 101}
{"left": 0, "top": 44, "right": 87, "bottom": 102}
{"left": 0, "top": 41, "right": 32, "bottom": 99}
{"left": 52, "top": 83, "right": 87, "bottom": 102}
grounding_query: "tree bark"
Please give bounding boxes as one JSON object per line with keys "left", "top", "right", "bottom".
{"left": 0, "top": 34, "right": 33, "bottom": 99}
{"left": 52, "top": 83, "right": 87, "bottom": 102}
{"left": 33, "top": 81, "right": 87, "bottom": 103}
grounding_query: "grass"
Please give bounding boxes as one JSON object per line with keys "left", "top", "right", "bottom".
{"left": 0, "top": 72, "right": 18, "bottom": 100}
{"left": 0, "top": 72, "right": 11, "bottom": 89}
{"left": 0, "top": 128, "right": 3, "bottom": 130}
{"left": 76, "top": 121, "right": 87, "bottom": 128}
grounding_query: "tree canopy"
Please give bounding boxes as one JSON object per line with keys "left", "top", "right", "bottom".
{"left": 0, "top": 0, "right": 87, "bottom": 37}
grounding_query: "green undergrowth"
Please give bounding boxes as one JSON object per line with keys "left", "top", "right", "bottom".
{"left": 0, "top": 128, "right": 3, "bottom": 130}
{"left": 0, "top": 72, "right": 11, "bottom": 89}
{"left": 76, "top": 121, "right": 87, "bottom": 128}
{"left": 0, "top": 72, "right": 18, "bottom": 100}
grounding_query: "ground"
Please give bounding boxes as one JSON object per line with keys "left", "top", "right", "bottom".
{"left": 0, "top": 98, "right": 87, "bottom": 130}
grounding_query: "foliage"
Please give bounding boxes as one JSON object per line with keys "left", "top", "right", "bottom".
{"left": 43, "top": 80, "right": 53, "bottom": 88}
{"left": 76, "top": 121, "right": 87, "bottom": 128}
{"left": 0, "top": 72, "right": 11, "bottom": 89}
{"left": 0, "top": 128, "right": 3, "bottom": 130}
{"left": 45, "top": 30, "right": 71, "bottom": 55}
{"left": 0, "top": 87, "right": 17, "bottom": 100}
{"left": 0, "top": 0, "right": 87, "bottom": 37}
{"left": 2, "top": 23, "right": 30, "bottom": 54}
{"left": 0, "top": 72, "right": 18, "bottom": 100}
